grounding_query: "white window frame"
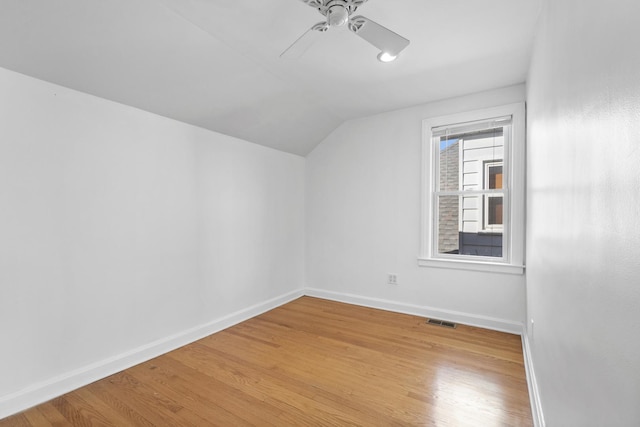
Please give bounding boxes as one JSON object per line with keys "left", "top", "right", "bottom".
{"left": 418, "top": 103, "right": 525, "bottom": 275}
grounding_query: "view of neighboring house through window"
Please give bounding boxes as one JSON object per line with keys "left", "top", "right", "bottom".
{"left": 420, "top": 103, "right": 525, "bottom": 274}
{"left": 436, "top": 125, "right": 506, "bottom": 258}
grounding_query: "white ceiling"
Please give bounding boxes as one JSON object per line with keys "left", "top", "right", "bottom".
{"left": 0, "top": 0, "right": 541, "bottom": 155}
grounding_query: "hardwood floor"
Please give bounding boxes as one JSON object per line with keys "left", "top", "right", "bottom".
{"left": 1, "top": 297, "right": 533, "bottom": 426}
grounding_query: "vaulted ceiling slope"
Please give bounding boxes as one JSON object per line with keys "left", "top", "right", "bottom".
{"left": 0, "top": 0, "right": 540, "bottom": 156}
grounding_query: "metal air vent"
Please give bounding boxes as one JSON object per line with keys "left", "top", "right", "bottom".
{"left": 426, "top": 318, "right": 457, "bottom": 329}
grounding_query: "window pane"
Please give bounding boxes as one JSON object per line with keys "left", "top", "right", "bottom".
{"left": 437, "top": 195, "right": 459, "bottom": 254}
{"left": 488, "top": 196, "right": 503, "bottom": 225}
{"left": 438, "top": 131, "right": 502, "bottom": 193}
{"left": 459, "top": 231, "right": 503, "bottom": 257}
{"left": 462, "top": 195, "right": 482, "bottom": 232}
{"left": 488, "top": 165, "right": 503, "bottom": 189}
{"left": 438, "top": 138, "right": 459, "bottom": 191}
{"left": 438, "top": 194, "right": 503, "bottom": 258}
{"left": 461, "top": 129, "right": 503, "bottom": 192}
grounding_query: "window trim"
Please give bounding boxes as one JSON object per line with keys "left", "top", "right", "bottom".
{"left": 418, "top": 103, "right": 525, "bottom": 275}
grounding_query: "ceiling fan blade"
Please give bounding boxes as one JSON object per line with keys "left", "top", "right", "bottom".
{"left": 280, "top": 22, "right": 328, "bottom": 59}
{"left": 348, "top": 15, "right": 410, "bottom": 57}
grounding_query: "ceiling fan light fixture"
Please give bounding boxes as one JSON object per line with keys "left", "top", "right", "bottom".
{"left": 327, "top": 5, "right": 349, "bottom": 27}
{"left": 377, "top": 51, "right": 397, "bottom": 63}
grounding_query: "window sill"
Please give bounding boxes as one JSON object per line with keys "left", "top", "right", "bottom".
{"left": 417, "top": 257, "right": 525, "bottom": 275}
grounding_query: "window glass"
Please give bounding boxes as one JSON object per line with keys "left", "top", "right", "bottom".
{"left": 435, "top": 128, "right": 505, "bottom": 258}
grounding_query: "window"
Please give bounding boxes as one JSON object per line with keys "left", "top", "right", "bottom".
{"left": 419, "top": 103, "right": 525, "bottom": 274}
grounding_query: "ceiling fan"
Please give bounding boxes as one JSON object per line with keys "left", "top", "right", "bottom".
{"left": 281, "top": 0, "right": 410, "bottom": 62}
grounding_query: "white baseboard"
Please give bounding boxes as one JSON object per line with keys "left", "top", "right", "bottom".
{"left": 0, "top": 288, "right": 304, "bottom": 420}
{"left": 521, "top": 329, "right": 546, "bottom": 427}
{"left": 304, "top": 288, "right": 523, "bottom": 334}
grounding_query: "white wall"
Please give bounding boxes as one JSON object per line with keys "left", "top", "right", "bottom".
{"left": 306, "top": 85, "right": 527, "bottom": 330}
{"left": 0, "top": 67, "right": 305, "bottom": 413}
{"left": 526, "top": 0, "right": 640, "bottom": 425}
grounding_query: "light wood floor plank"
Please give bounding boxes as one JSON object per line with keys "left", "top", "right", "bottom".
{"left": 0, "top": 296, "right": 532, "bottom": 426}
{"left": 20, "top": 407, "right": 54, "bottom": 427}
{"left": 25, "top": 404, "right": 67, "bottom": 426}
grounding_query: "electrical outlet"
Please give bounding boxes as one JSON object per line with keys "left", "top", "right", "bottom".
{"left": 388, "top": 274, "right": 398, "bottom": 285}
